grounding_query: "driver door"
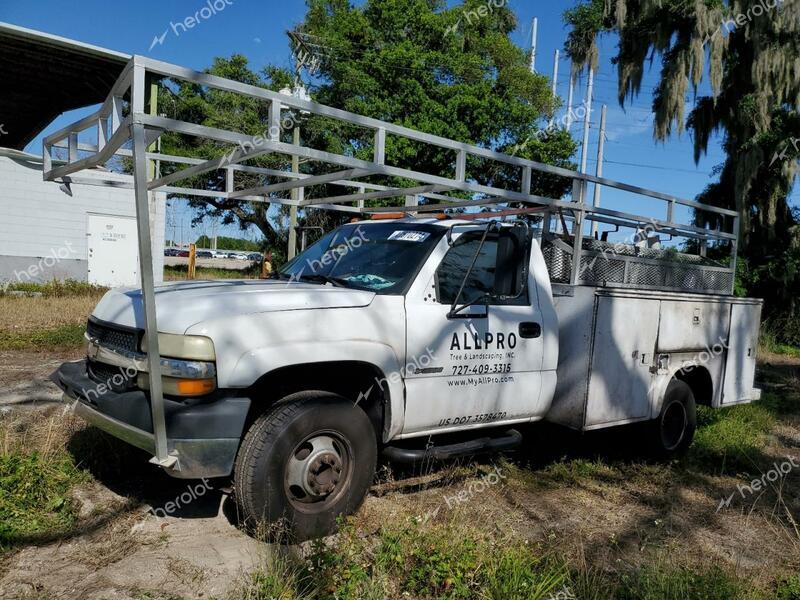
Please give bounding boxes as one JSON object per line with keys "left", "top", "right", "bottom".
{"left": 401, "top": 227, "right": 545, "bottom": 436}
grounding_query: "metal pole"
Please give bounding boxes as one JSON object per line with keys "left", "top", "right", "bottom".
{"left": 549, "top": 49, "right": 559, "bottom": 128}
{"left": 132, "top": 121, "right": 173, "bottom": 468}
{"left": 570, "top": 177, "right": 587, "bottom": 285}
{"left": 288, "top": 126, "right": 300, "bottom": 260}
{"left": 529, "top": 18, "right": 538, "bottom": 73}
{"left": 590, "top": 104, "right": 607, "bottom": 238}
{"left": 579, "top": 68, "right": 594, "bottom": 174}
{"left": 566, "top": 70, "right": 575, "bottom": 131}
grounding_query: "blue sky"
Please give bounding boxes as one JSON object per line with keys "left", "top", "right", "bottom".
{"left": 3, "top": 0, "right": 796, "bottom": 242}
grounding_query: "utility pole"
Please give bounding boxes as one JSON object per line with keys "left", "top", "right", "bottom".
{"left": 591, "top": 104, "right": 607, "bottom": 238}
{"left": 566, "top": 71, "right": 575, "bottom": 131}
{"left": 285, "top": 30, "right": 321, "bottom": 261}
{"left": 579, "top": 68, "right": 594, "bottom": 175}
{"left": 529, "top": 18, "right": 538, "bottom": 73}
{"left": 549, "top": 49, "right": 559, "bottom": 128}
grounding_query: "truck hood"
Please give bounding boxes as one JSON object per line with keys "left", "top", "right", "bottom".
{"left": 91, "top": 279, "right": 376, "bottom": 333}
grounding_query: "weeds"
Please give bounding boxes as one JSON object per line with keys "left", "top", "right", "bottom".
{"left": 614, "top": 563, "right": 748, "bottom": 599}
{"left": 0, "top": 412, "right": 89, "bottom": 550}
{"left": 240, "top": 518, "right": 567, "bottom": 600}
{"left": 0, "top": 323, "right": 86, "bottom": 351}
{"left": 760, "top": 328, "right": 800, "bottom": 358}
{"left": 0, "top": 279, "right": 107, "bottom": 298}
{"left": 239, "top": 517, "right": 771, "bottom": 599}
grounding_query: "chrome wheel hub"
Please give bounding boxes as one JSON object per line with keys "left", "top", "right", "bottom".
{"left": 286, "top": 435, "right": 345, "bottom": 502}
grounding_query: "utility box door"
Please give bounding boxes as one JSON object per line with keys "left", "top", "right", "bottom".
{"left": 87, "top": 214, "right": 139, "bottom": 287}
{"left": 584, "top": 296, "right": 660, "bottom": 427}
{"left": 723, "top": 302, "right": 762, "bottom": 404}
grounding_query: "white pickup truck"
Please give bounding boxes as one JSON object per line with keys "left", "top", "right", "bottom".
{"left": 55, "top": 216, "right": 762, "bottom": 539}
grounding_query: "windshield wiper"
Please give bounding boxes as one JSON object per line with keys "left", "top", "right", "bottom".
{"left": 298, "top": 273, "right": 350, "bottom": 288}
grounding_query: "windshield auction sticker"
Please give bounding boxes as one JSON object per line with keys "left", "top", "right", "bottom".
{"left": 388, "top": 230, "right": 430, "bottom": 242}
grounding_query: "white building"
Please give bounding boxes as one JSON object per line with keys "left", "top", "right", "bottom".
{"left": 0, "top": 23, "right": 165, "bottom": 287}
{"left": 0, "top": 152, "right": 165, "bottom": 286}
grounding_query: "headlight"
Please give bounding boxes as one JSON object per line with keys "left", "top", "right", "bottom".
{"left": 141, "top": 333, "right": 216, "bottom": 361}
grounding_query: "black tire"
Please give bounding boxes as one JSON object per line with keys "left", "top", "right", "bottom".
{"left": 234, "top": 391, "right": 377, "bottom": 541}
{"left": 649, "top": 379, "right": 697, "bottom": 459}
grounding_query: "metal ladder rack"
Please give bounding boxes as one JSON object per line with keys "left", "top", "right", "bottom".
{"left": 42, "top": 55, "right": 739, "bottom": 468}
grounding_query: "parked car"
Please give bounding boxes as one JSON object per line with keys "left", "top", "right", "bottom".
{"left": 247, "top": 252, "right": 263, "bottom": 261}
{"left": 196, "top": 250, "right": 213, "bottom": 259}
{"left": 164, "top": 248, "right": 180, "bottom": 256}
{"left": 177, "top": 250, "right": 189, "bottom": 257}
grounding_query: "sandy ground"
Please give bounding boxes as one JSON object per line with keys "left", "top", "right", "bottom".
{"left": 0, "top": 350, "right": 798, "bottom": 598}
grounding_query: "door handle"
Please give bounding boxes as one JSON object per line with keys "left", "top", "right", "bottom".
{"left": 519, "top": 322, "right": 541, "bottom": 338}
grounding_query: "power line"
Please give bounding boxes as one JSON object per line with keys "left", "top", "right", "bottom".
{"left": 585, "top": 157, "right": 717, "bottom": 175}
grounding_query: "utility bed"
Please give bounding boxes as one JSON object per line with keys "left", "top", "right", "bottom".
{"left": 547, "top": 284, "right": 762, "bottom": 431}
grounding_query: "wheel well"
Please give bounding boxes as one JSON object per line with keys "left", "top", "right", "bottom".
{"left": 674, "top": 366, "right": 713, "bottom": 407}
{"left": 244, "top": 361, "right": 389, "bottom": 441}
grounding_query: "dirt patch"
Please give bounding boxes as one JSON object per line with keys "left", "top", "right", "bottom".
{"left": 0, "top": 349, "right": 82, "bottom": 394}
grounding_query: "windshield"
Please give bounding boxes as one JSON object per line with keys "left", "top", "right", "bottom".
{"left": 278, "top": 222, "right": 444, "bottom": 294}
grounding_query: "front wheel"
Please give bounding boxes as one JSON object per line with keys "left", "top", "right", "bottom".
{"left": 234, "top": 391, "right": 377, "bottom": 541}
{"left": 648, "top": 379, "right": 697, "bottom": 459}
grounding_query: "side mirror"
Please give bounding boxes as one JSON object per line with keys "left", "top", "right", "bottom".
{"left": 493, "top": 226, "right": 529, "bottom": 299}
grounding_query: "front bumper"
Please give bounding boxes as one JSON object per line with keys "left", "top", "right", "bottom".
{"left": 55, "top": 360, "right": 250, "bottom": 479}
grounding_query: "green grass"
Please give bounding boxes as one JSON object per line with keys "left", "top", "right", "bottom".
{"left": 0, "top": 279, "right": 107, "bottom": 298}
{"left": 0, "top": 450, "right": 87, "bottom": 550}
{"left": 612, "top": 563, "right": 749, "bottom": 600}
{"left": 775, "top": 575, "right": 800, "bottom": 600}
{"left": 242, "top": 519, "right": 568, "bottom": 600}
{"left": 759, "top": 329, "right": 800, "bottom": 358}
{"left": 0, "top": 323, "right": 87, "bottom": 352}
{"left": 240, "top": 518, "right": 773, "bottom": 600}
{"left": 691, "top": 389, "right": 799, "bottom": 474}
{"left": 537, "top": 458, "right": 620, "bottom": 487}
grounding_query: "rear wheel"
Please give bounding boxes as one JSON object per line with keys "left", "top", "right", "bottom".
{"left": 234, "top": 391, "right": 377, "bottom": 541}
{"left": 649, "top": 379, "right": 696, "bottom": 459}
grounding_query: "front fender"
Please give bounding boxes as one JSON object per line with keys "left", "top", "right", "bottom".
{"left": 228, "top": 340, "right": 407, "bottom": 440}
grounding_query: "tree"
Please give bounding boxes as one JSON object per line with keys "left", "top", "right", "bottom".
{"left": 195, "top": 235, "right": 261, "bottom": 251}
{"left": 156, "top": 0, "right": 577, "bottom": 256}
{"left": 564, "top": 0, "right": 800, "bottom": 343}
